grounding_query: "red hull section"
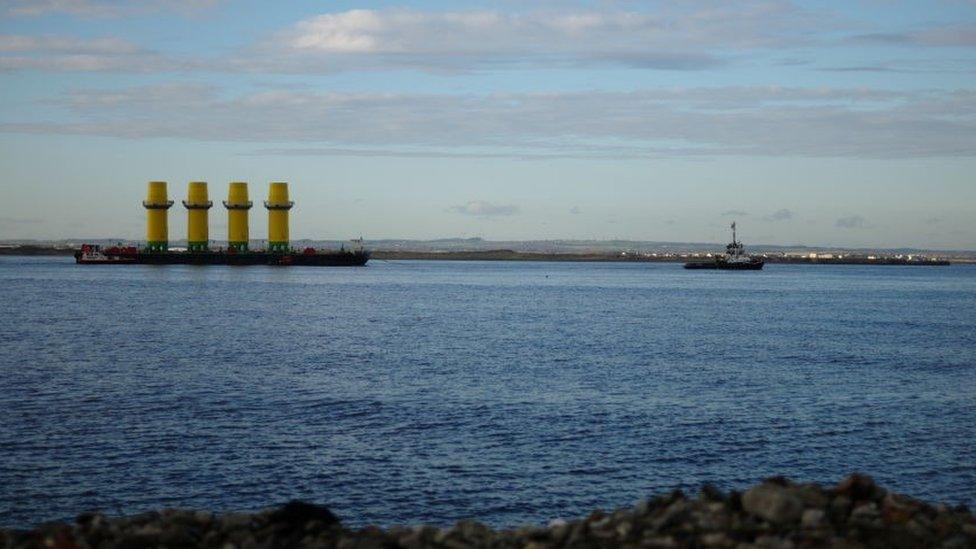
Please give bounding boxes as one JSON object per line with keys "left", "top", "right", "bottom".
{"left": 75, "top": 245, "right": 369, "bottom": 266}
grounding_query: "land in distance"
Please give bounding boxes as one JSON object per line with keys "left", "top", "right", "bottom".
{"left": 1, "top": 239, "right": 972, "bottom": 264}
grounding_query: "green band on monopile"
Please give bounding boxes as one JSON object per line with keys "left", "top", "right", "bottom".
{"left": 187, "top": 241, "right": 208, "bottom": 252}
{"left": 268, "top": 241, "right": 289, "bottom": 252}
{"left": 145, "top": 241, "right": 168, "bottom": 252}
{"left": 228, "top": 241, "right": 248, "bottom": 252}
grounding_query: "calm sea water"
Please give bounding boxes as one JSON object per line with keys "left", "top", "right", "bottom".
{"left": 1, "top": 256, "right": 974, "bottom": 528}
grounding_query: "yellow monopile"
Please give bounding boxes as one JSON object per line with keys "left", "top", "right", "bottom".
{"left": 143, "top": 181, "right": 174, "bottom": 252}
{"left": 264, "top": 182, "right": 294, "bottom": 252}
{"left": 182, "top": 182, "right": 212, "bottom": 252}
{"left": 223, "top": 182, "right": 252, "bottom": 252}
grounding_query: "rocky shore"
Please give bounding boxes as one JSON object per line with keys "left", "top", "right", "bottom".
{"left": 3, "top": 475, "right": 974, "bottom": 548}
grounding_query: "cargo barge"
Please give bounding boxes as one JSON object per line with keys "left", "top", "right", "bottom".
{"left": 75, "top": 244, "right": 369, "bottom": 266}
{"left": 76, "top": 180, "right": 369, "bottom": 267}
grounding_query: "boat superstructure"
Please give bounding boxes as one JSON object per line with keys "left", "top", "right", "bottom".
{"left": 684, "top": 222, "right": 764, "bottom": 270}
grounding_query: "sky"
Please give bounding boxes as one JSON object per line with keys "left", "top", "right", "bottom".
{"left": 0, "top": 0, "right": 975, "bottom": 249}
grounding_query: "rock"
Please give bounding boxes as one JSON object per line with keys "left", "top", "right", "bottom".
{"left": 634, "top": 499, "right": 650, "bottom": 516}
{"left": 565, "top": 521, "right": 588, "bottom": 545}
{"left": 3, "top": 478, "right": 974, "bottom": 548}
{"left": 801, "top": 508, "right": 825, "bottom": 529}
{"left": 941, "top": 535, "right": 971, "bottom": 549}
{"left": 882, "top": 492, "right": 917, "bottom": 524}
{"left": 794, "top": 483, "right": 829, "bottom": 509}
{"left": 849, "top": 502, "right": 883, "bottom": 528}
{"left": 450, "top": 519, "right": 490, "bottom": 543}
{"left": 267, "top": 500, "right": 339, "bottom": 528}
{"left": 651, "top": 499, "right": 690, "bottom": 531}
{"left": 548, "top": 521, "right": 570, "bottom": 544}
{"left": 835, "top": 473, "right": 880, "bottom": 501}
{"left": 159, "top": 524, "right": 199, "bottom": 547}
{"left": 218, "top": 512, "right": 252, "bottom": 530}
{"left": 641, "top": 534, "right": 678, "bottom": 547}
{"left": 753, "top": 534, "right": 795, "bottom": 548}
{"left": 829, "top": 495, "right": 853, "bottom": 522}
{"left": 742, "top": 483, "right": 804, "bottom": 525}
{"left": 700, "top": 484, "right": 726, "bottom": 502}
{"left": 615, "top": 519, "right": 633, "bottom": 538}
{"left": 699, "top": 532, "right": 734, "bottom": 547}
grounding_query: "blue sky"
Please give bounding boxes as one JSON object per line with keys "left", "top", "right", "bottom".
{"left": 1, "top": 0, "right": 975, "bottom": 249}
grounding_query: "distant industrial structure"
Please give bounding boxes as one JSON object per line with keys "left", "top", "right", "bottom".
{"left": 223, "top": 182, "right": 252, "bottom": 252}
{"left": 76, "top": 181, "right": 368, "bottom": 266}
{"left": 143, "top": 180, "right": 297, "bottom": 252}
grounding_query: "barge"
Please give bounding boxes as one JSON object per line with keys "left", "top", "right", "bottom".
{"left": 75, "top": 181, "right": 369, "bottom": 267}
{"left": 75, "top": 244, "right": 369, "bottom": 266}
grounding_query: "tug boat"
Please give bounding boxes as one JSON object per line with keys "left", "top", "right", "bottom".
{"left": 684, "top": 222, "right": 764, "bottom": 270}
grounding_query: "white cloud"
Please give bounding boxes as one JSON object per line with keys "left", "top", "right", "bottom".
{"left": 252, "top": 4, "right": 826, "bottom": 72}
{"left": 2, "top": 6, "right": 971, "bottom": 76}
{"left": 0, "top": 5, "right": 818, "bottom": 74}
{"left": 286, "top": 4, "right": 820, "bottom": 52}
{"left": 449, "top": 201, "right": 520, "bottom": 217}
{"left": 2, "top": 85, "right": 974, "bottom": 158}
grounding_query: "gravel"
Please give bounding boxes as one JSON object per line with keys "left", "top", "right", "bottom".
{"left": 2, "top": 474, "right": 974, "bottom": 548}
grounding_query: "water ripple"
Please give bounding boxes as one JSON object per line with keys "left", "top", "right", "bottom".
{"left": 1, "top": 258, "right": 975, "bottom": 528}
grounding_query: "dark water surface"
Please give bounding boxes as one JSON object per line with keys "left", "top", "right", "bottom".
{"left": 1, "top": 257, "right": 975, "bottom": 528}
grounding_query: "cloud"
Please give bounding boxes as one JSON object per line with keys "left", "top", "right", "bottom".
{"left": 721, "top": 210, "right": 749, "bottom": 216}
{"left": 3, "top": 85, "right": 975, "bottom": 158}
{"left": 1, "top": 7, "right": 969, "bottom": 77}
{"left": 449, "top": 201, "right": 520, "bottom": 217}
{"left": 0, "top": 5, "right": 829, "bottom": 74}
{"left": 284, "top": 5, "right": 816, "bottom": 51}
{"left": 3, "top": 0, "right": 222, "bottom": 18}
{"left": 835, "top": 215, "right": 869, "bottom": 229}
{"left": 0, "top": 35, "right": 139, "bottom": 54}
{"left": 0, "top": 34, "right": 179, "bottom": 71}
{"left": 850, "top": 23, "right": 976, "bottom": 48}
{"left": 239, "top": 4, "right": 827, "bottom": 73}
{"left": 764, "top": 208, "right": 794, "bottom": 221}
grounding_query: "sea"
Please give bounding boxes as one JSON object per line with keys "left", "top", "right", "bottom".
{"left": 1, "top": 256, "right": 974, "bottom": 528}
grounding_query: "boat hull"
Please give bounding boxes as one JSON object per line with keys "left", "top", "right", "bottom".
{"left": 75, "top": 250, "right": 369, "bottom": 266}
{"left": 684, "top": 260, "right": 764, "bottom": 270}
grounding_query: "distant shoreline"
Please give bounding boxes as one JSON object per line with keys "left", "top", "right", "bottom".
{"left": 1, "top": 245, "right": 968, "bottom": 264}
{"left": 371, "top": 250, "right": 959, "bottom": 265}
